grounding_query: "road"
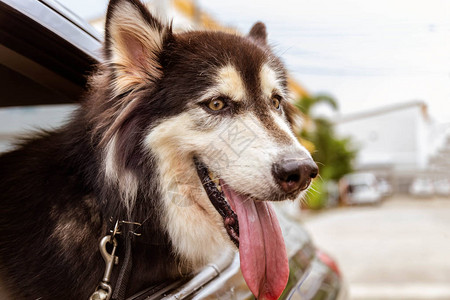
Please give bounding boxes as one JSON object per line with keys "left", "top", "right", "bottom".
{"left": 302, "top": 196, "right": 450, "bottom": 300}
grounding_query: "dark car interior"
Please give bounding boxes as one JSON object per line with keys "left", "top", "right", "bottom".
{"left": 0, "top": 1, "right": 95, "bottom": 107}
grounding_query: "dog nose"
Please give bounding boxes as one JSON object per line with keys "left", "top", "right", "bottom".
{"left": 272, "top": 155, "right": 318, "bottom": 193}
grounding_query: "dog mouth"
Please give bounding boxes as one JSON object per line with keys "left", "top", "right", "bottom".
{"left": 194, "top": 159, "right": 240, "bottom": 247}
{"left": 194, "top": 158, "right": 289, "bottom": 300}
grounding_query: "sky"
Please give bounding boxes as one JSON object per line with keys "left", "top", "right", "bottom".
{"left": 196, "top": 0, "right": 450, "bottom": 123}
{"left": 59, "top": 0, "right": 450, "bottom": 122}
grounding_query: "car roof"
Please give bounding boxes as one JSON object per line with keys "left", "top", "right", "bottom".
{"left": 3, "top": 0, "right": 102, "bottom": 60}
{"left": 0, "top": 0, "right": 102, "bottom": 107}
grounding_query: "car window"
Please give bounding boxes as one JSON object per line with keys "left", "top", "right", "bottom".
{"left": 0, "top": 63, "right": 73, "bottom": 106}
{"left": 0, "top": 0, "right": 95, "bottom": 153}
{"left": 0, "top": 104, "right": 77, "bottom": 153}
{"left": 0, "top": 49, "right": 78, "bottom": 153}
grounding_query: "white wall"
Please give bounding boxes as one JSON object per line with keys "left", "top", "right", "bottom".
{"left": 336, "top": 104, "right": 429, "bottom": 171}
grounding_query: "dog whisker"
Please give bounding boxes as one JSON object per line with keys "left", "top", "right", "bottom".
{"left": 316, "top": 174, "right": 325, "bottom": 183}
{"left": 314, "top": 161, "right": 326, "bottom": 167}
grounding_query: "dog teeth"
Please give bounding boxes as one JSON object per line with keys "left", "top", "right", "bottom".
{"left": 208, "top": 170, "right": 222, "bottom": 192}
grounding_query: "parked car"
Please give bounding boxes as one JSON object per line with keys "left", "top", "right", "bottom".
{"left": 0, "top": 0, "right": 347, "bottom": 299}
{"left": 340, "top": 172, "right": 382, "bottom": 205}
{"left": 409, "top": 178, "right": 434, "bottom": 198}
{"left": 434, "top": 179, "right": 450, "bottom": 197}
{"left": 377, "top": 178, "right": 393, "bottom": 198}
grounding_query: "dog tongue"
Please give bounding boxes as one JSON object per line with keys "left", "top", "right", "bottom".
{"left": 222, "top": 186, "right": 289, "bottom": 300}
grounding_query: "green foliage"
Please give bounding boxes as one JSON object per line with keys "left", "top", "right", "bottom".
{"left": 295, "top": 93, "right": 357, "bottom": 209}
{"left": 304, "top": 180, "right": 326, "bottom": 210}
{"left": 303, "top": 118, "right": 356, "bottom": 181}
{"left": 294, "top": 94, "right": 338, "bottom": 116}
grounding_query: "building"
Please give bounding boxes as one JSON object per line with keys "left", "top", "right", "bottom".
{"left": 335, "top": 101, "right": 449, "bottom": 193}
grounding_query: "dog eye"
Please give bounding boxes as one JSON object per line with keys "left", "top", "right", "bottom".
{"left": 271, "top": 95, "right": 282, "bottom": 110}
{"left": 207, "top": 98, "right": 226, "bottom": 111}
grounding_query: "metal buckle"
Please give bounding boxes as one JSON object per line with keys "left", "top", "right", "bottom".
{"left": 89, "top": 235, "right": 118, "bottom": 300}
{"left": 89, "top": 219, "right": 142, "bottom": 300}
{"left": 110, "top": 220, "right": 142, "bottom": 237}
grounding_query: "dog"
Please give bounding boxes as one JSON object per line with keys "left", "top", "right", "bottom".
{"left": 0, "top": 0, "right": 318, "bottom": 299}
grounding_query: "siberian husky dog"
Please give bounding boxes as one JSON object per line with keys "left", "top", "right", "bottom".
{"left": 0, "top": 0, "right": 318, "bottom": 299}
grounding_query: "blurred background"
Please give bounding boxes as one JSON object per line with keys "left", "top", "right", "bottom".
{"left": 1, "top": 0, "right": 449, "bottom": 299}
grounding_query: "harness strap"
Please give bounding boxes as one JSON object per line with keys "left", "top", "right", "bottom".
{"left": 90, "top": 219, "right": 142, "bottom": 300}
{"left": 112, "top": 226, "right": 134, "bottom": 300}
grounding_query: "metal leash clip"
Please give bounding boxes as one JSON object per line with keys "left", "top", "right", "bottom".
{"left": 90, "top": 220, "right": 142, "bottom": 300}
{"left": 89, "top": 235, "right": 119, "bottom": 300}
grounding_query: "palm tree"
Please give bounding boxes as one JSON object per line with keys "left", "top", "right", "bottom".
{"left": 294, "top": 93, "right": 356, "bottom": 208}
{"left": 295, "top": 93, "right": 338, "bottom": 117}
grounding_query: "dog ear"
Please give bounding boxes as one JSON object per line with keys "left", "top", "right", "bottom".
{"left": 248, "top": 22, "right": 268, "bottom": 45}
{"left": 104, "top": 0, "right": 171, "bottom": 94}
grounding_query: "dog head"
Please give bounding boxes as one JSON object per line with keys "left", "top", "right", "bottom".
{"left": 92, "top": 0, "right": 318, "bottom": 298}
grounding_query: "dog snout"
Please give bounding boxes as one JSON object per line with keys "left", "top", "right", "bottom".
{"left": 272, "top": 155, "right": 318, "bottom": 194}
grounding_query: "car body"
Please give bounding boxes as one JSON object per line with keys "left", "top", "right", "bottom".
{"left": 0, "top": 1, "right": 347, "bottom": 299}
{"left": 409, "top": 178, "right": 434, "bottom": 198}
{"left": 434, "top": 179, "right": 450, "bottom": 197}
{"left": 340, "top": 172, "right": 382, "bottom": 205}
{"left": 377, "top": 178, "right": 393, "bottom": 198}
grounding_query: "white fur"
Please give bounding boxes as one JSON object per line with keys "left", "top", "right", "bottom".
{"left": 141, "top": 62, "right": 311, "bottom": 265}
{"left": 105, "top": 134, "right": 119, "bottom": 180}
{"left": 144, "top": 114, "right": 235, "bottom": 269}
{"left": 271, "top": 110, "right": 311, "bottom": 157}
{"left": 260, "top": 63, "right": 284, "bottom": 97}
{"left": 143, "top": 110, "right": 308, "bottom": 265}
{"left": 104, "top": 134, "right": 139, "bottom": 212}
{"left": 196, "top": 64, "right": 247, "bottom": 104}
{"left": 216, "top": 65, "right": 247, "bottom": 100}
